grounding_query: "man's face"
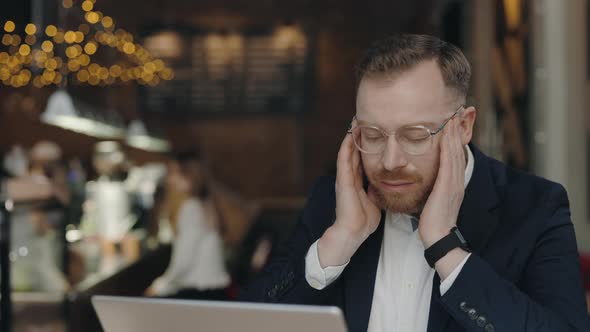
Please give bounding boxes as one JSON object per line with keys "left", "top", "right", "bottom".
{"left": 355, "top": 60, "right": 459, "bottom": 215}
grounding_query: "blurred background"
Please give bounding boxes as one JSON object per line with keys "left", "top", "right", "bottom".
{"left": 0, "top": 0, "right": 589, "bottom": 331}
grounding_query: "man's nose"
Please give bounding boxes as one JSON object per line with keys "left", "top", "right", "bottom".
{"left": 381, "top": 135, "right": 409, "bottom": 171}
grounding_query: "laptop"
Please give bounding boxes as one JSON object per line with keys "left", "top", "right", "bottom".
{"left": 92, "top": 295, "right": 348, "bottom": 332}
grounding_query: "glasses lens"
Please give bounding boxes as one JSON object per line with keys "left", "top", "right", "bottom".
{"left": 396, "top": 126, "right": 431, "bottom": 155}
{"left": 352, "top": 126, "right": 385, "bottom": 154}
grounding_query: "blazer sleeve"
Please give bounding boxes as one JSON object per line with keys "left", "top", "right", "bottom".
{"left": 439, "top": 184, "right": 590, "bottom": 331}
{"left": 237, "top": 176, "right": 345, "bottom": 307}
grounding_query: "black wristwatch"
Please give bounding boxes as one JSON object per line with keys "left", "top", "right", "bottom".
{"left": 424, "top": 227, "right": 470, "bottom": 268}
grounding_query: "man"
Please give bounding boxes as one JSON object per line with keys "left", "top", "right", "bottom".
{"left": 239, "top": 34, "right": 590, "bottom": 332}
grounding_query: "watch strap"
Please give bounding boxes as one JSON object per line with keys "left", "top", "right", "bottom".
{"left": 424, "top": 227, "right": 469, "bottom": 268}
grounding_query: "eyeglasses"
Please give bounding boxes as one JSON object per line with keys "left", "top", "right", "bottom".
{"left": 349, "top": 105, "right": 465, "bottom": 156}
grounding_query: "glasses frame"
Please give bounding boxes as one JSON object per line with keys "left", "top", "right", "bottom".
{"left": 348, "top": 105, "right": 465, "bottom": 155}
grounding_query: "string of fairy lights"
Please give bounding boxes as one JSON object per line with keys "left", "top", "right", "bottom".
{"left": 0, "top": 0, "right": 174, "bottom": 88}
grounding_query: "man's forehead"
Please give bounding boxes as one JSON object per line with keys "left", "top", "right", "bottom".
{"left": 355, "top": 64, "right": 456, "bottom": 128}
{"left": 355, "top": 89, "right": 454, "bottom": 130}
{"left": 357, "top": 68, "right": 451, "bottom": 104}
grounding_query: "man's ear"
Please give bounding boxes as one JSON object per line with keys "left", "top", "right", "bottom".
{"left": 459, "top": 106, "right": 476, "bottom": 145}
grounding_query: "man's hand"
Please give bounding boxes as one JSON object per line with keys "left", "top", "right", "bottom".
{"left": 144, "top": 286, "right": 157, "bottom": 297}
{"left": 419, "top": 117, "right": 469, "bottom": 277}
{"left": 317, "top": 131, "right": 381, "bottom": 268}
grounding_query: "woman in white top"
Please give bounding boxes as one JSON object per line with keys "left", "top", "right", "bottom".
{"left": 147, "top": 152, "right": 230, "bottom": 299}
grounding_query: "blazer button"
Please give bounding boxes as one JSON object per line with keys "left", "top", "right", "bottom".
{"left": 268, "top": 289, "right": 277, "bottom": 299}
{"left": 484, "top": 323, "right": 495, "bottom": 332}
{"left": 467, "top": 308, "right": 478, "bottom": 320}
{"left": 476, "top": 316, "right": 487, "bottom": 327}
{"left": 459, "top": 301, "right": 469, "bottom": 312}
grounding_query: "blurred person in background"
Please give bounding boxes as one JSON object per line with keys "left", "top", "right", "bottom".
{"left": 8, "top": 141, "right": 70, "bottom": 292}
{"left": 146, "top": 151, "right": 230, "bottom": 300}
{"left": 81, "top": 141, "right": 138, "bottom": 275}
{"left": 150, "top": 157, "right": 191, "bottom": 244}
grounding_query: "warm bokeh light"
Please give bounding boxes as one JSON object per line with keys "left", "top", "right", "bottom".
{"left": 45, "top": 25, "right": 57, "bottom": 37}
{"left": 23, "top": 54, "right": 33, "bottom": 65}
{"left": 45, "top": 58, "right": 58, "bottom": 70}
{"left": 75, "top": 31, "right": 85, "bottom": 43}
{"left": 2, "top": 34, "right": 12, "bottom": 46}
{"left": 41, "top": 40, "right": 54, "bottom": 52}
{"left": 53, "top": 72, "right": 62, "bottom": 84}
{"left": 64, "top": 30, "right": 77, "bottom": 44}
{"left": 109, "top": 64, "right": 122, "bottom": 77}
{"left": 66, "top": 46, "right": 80, "bottom": 58}
{"left": 78, "top": 54, "right": 91, "bottom": 66}
{"left": 98, "top": 67, "right": 109, "bottom": 79}
{"left": 4, "top": 21, "right": 15, "bottom": 33}
{"left": 88, "top": 63, "right": 100, "bottom": 75}
{"left": 160, "top": 68, "right": 174, "bottom": 80}
{"left": 102, "top": 17, "right": 114, "bottom": 29}
{"left": 0, "top": 6, "right": 173, "bottom": 87}
{"left": 85, "top": 12, "right": 100, "bottom": 24}
{"left": 141, "top": 72, "right": 154, "bottom": 82}
{"left": 31, "top": 76, "right": 42, "bottom": 88}
{"left": 24, "top": 35, "right": 36, "bottom": 45}
{"left": 53, "top": 31, "right": 65, "bottom": 44}
{"left": 25, "top": 24, "right": 37, "bottom": 35}
{"left": 33, "top": 50, "right": 46, "bottom": 64}
{"left": 67, "top": 59, "right": 80, "bottom": 72}
{"left": 42, "top": 69, "right": 56, "bottom": 82}
{"left": 144, "top": 62, "right": 156, "bottom": 73}
{"left": 88, "top": 74, "right": 99, "bottom": 85}
{"left": 82, "top": 0, "right": 94, "bottom": 12}
{"left": 11, "top": 34, "right": 21, "bottom": 46}
{"left": 77, "top": 69, "right": 89, "bottom": 82}
{"left": 18, "top": 44, "right": 31, "bottom": 56}
{"left": 84, "top": 42, "right": 97, "bottom": 55}
{"left": 19, "top": 69, "right": 31, "bottom": 80}
{"left": 123, "top": 42, "right": 136, "bottom": 54}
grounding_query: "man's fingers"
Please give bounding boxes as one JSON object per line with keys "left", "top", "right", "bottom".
{"left": 451, "top": 119, "right": 465, "bottom": 184}
{"left": 438, "top": 120, "right": 451, "bottom": 180}
{"left": 351, "top": 142, "right": 364, "bottom": 190}
{"left": 336, "top": 134, "right": 356, "bottom": 187}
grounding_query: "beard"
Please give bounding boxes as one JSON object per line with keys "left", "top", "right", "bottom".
{"left": 366, "top": 166, "right": 438, "bottom": 215}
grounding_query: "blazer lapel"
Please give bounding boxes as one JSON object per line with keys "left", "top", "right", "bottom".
{"left": 457, "top": 145, "right": 501, "bottom": 255}
{"left": 344, "top": 211, "right": 385, "bottom": 332}
{"left": 427, "top": 145, "right": 501, "bottom": 332}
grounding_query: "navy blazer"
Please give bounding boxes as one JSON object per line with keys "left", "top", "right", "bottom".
{"left": 239, "top": 145, "right": 590, "bottom": 331}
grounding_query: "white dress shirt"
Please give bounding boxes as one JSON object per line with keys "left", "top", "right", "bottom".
{"left": 305, "top": 145, "right": 475, "bottom": 332}
{"left": 151, "top": 198, "right": 230, "bottom": 295}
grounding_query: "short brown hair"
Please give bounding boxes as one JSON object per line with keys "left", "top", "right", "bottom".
{"left": 356, "top": 34, "right": 471, "bottom": 100}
